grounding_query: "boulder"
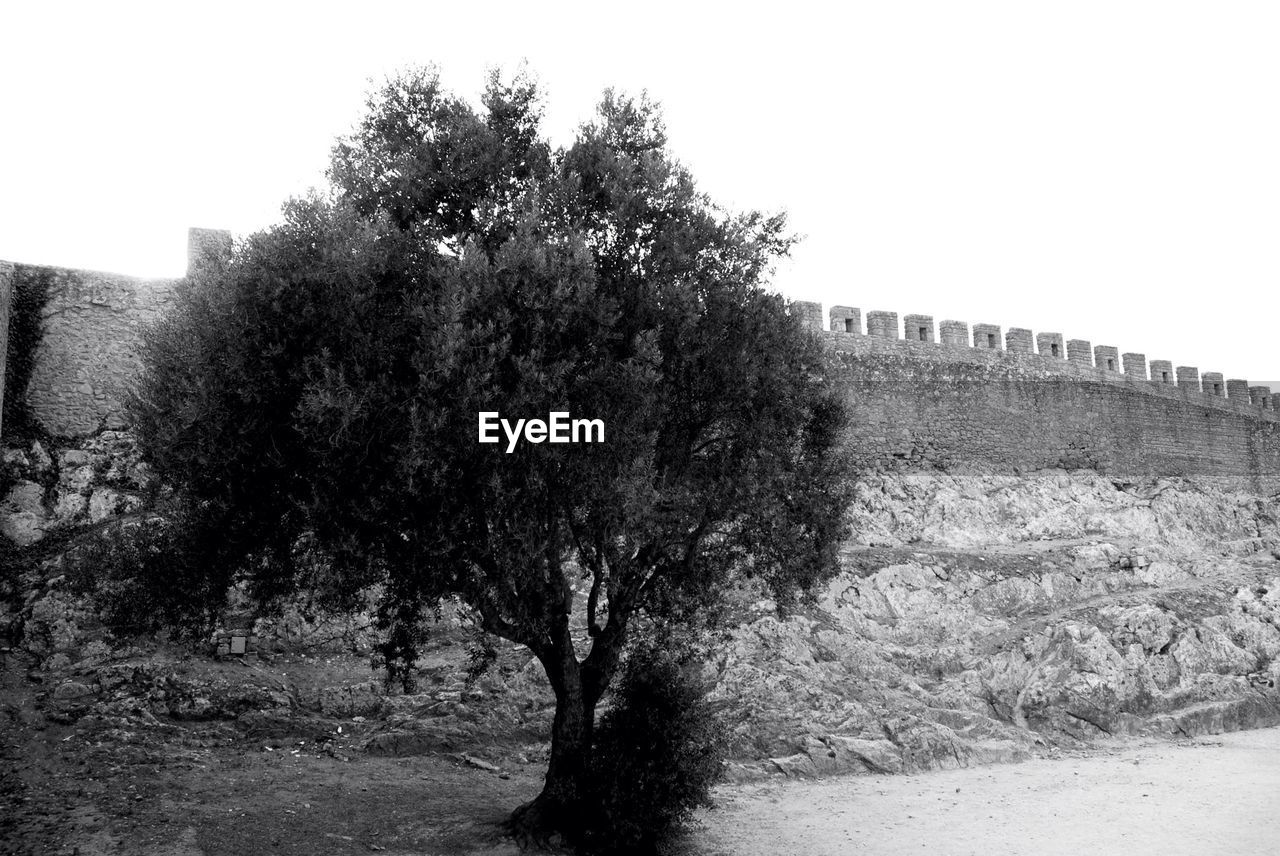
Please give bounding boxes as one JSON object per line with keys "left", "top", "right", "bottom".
{"left": 3, "top": 480, "right": 45, "bottom": 515}
{"left": 87, "top": 488, "right": 123, "bottom": 523}
{"left": 1, "top": 511, "right": 46, "bottom": 546}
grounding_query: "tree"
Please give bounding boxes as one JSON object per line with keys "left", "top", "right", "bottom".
{"left": 131, "top": 66, "right": 855, "bottom": 843}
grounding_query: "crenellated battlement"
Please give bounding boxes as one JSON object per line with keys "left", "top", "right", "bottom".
{"left": 1037, "top": 333, "right": 1065, "bottom": 360}
{"left": 2, "top": 252, "right": 1277, "bottom": 495}
{"left": 784, "top": 298, "right": 1280, "bottom": 490}
{"left": 791, "top": 301, "right": 1278, "bottom": 423}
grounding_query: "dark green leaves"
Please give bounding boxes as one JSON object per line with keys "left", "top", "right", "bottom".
{"left": 131, "top": 66, "right": 853, "bottom": 682}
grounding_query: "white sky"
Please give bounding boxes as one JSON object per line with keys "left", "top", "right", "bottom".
{"left": 2, "top": 1, "right": 1277, "bottom": 382}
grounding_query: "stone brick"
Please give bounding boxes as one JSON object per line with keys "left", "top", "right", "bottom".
{"left": 1227, "top": 379, "right": 1250, "bottom": 400}
{"left": 1150, "top": 360, "right": 1175, "bottom": 385}
{"left": 1202, "top": 373, "right": 1226, "bottom": 397}
{"left": 1176, "top": 366, "right": 1200, "bottom": 392}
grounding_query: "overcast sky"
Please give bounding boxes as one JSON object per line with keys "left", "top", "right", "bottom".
{"left": 2, "top": 1, "right": 1277, "bottom": 382}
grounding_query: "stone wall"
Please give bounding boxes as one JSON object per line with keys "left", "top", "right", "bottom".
{"left": 4, "top": 250, "right": 1278, "bottom": 489}
{"left": 808, "top": 307, "right": 1280, "bottom": 492}
{"left": 1, "top": 228, "right": 230, "bottom": 437}
{"left": 20, "top": 266, "right": 178, "bottom": 436}
{"left": 820, "top": 304, "right": 1277, "bottom": 415}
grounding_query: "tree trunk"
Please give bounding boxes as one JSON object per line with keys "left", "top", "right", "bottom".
{"left": 507, "top": 639, "right": 597, "bottom": 846}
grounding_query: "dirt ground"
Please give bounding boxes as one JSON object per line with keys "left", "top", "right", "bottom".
{"left": 692, "top": 727, "right": 1280, "bottom": 856}
{"left": 1, "top": 708, "right": 545, "bottom": 856}
{"left": 4, "top": 502, "right": 1278, "bottom": 855}
{"left": 0, "top": 657, "right": 560, "bottom": 856}
{"left": 7, "top": 655, "right": 1278, "bottom": 856}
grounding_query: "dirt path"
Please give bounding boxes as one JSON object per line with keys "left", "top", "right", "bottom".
{"left": 693, "top": 728, "right": 1280, "bottom": 855}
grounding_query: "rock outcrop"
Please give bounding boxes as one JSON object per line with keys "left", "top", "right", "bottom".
{"left": 4, "top": 433, "right": 1280, "bottom": 785}
{"left": 712, "top": 470, "right": 1280, "bottom": 778}
{"left": 1, "top": 431, "right": 154, "bottom": 547}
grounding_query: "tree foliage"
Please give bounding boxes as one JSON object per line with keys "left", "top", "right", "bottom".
{"left": 131, "top": 66, "right": 855, "bottom": 841}
{"left": 61, "top": 512, "right": 231, "bottom": 639}
{"left": 585, "top": 638, "right": 727, "bottom": 853}
{"left": 3, "top": 266, "right": 55, "bottom": 439}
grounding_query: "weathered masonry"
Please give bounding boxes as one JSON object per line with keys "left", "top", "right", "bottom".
{"left": 3, "top": 238, "right": 1278, "bottom": 492}
{"left": 792, "top": 301, "right": 1280, "bottom": 492}
{"left": 0, "top": 229, "right": 231, "bottom": 436}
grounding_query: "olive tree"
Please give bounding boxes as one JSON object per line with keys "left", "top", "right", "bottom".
{"left": 131, "top": 67, "right": 854, "bottom": 841}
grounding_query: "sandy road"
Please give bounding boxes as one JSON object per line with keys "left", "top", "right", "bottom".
{"left": 693, "top": 728, "right": 1280, "bottom": 856}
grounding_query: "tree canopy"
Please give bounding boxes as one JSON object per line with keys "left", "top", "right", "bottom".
{"left": 131, "top": 66, "right": 855, "bottom": 843}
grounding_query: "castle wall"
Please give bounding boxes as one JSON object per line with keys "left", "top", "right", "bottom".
{"left": 18, "top": 265, "right": 178, "bottom": 436}
{"left": 5, "top": 244, "right": 1279, "bottom": 492}
{"left": 820, "top": 326, "right": 1280, "bottom": 492}
{"left": 2, "top": 228, "right": 231, "bottom": 437}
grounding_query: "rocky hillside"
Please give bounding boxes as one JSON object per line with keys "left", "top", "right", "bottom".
{"left": 3, "top": 433, "right": 1279, "bottom": 791}
{"left": 713, "top": 470, "right": 1280, "bottom": 778}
